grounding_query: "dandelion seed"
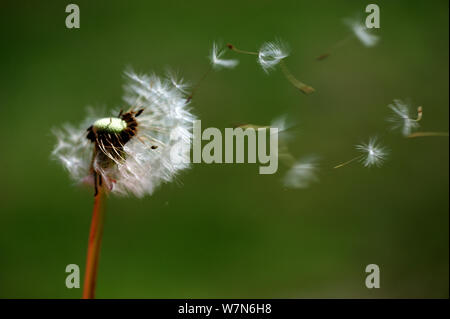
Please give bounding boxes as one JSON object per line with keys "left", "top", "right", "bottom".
{"left": 258, "top": 40, "right": 289, "bottom": 73}
{"left": 283, "top": 156, "right": 319, "bottom": 189}
{"left": 227, "top": 41, "right": 314, "bottom": 94}
{"left": 52, "top": 70, "right": 196, "bottom": 198}
{"left": 210, "top": 42, "right": 239, "bottom": 69}
{"left": 270, "top": 115, "right": 294, "bottom": 139}
{"left": 387, "top": 99, "right": 421, "bottom": 136}
{"left": 317, "top": 17, "right": 379, "bottom": 61}
{"left": 334, "top": 137, "right": 388, "bottom": 169}
{"left": 166, "top": 69, "right": 190, "bottom": 94}
{"left": 355, "top": 137, "right": 388, "bottom": 167}
{"left": 234, "top": 114, "right": 294, "bottom": 139}
{"left": 346, "top": 19, "right": 379, "bottom": 47}
{"left": 387, "top": 102, "right": 449, "bottom": 139}
{"left": 234, "top": 115, "right": 296, "bottom": 166}
{"left": 186, "top": 42, "right": 239, "bottom": 102}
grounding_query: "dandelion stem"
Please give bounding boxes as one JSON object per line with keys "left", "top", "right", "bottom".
{"left": 316, "top": 34, "right": 355, "bottom": 61}
{"left": 82, "top": 183, "right": 106, "bottom": 299}
{"left": 407, "top": 131, "right": 449, "bottom": 138}
{"left": 334, "top": 155, "right": 362, "bottom": 169}
{"left": 186, "top": 66, "right": 212, "bottom": 103}
{"left": 279, "top": 60, "right": 315, "bottom": 95}
{"left": 226, "top": 43, "right": 258, "bottom": 55}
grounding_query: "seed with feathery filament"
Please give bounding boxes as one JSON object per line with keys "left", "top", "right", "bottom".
{"left": 387, "top": 99, "right": 422, "bottom": 136}
{"left": 316, "top": 18, "right": 379, "bottom": 61}
{"left": 334, "top": 137, "right": 388, "bottom": 169}
{"left": 227, "top": 40, "right": 315, "bottom": 94}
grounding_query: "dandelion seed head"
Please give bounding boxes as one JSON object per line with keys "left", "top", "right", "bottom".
{"left": 210, "top": 42, "right": 239, "bottom": 69}
{"left": 387, "top": 99, "right": 420, "bottom": 136}
{"left": 346, "top": 19, "right": 379, "bottom": 47}
{"left": 356, "top": 137, "right": 388, "bottom": 167}
{"left": 52, "top": 70, "right": 196, "bottom": 197}
{"left": 283, "top": 156, "right": 319, "bottom": 189}
{"left": 258, "top": 40, "right": 289, "bottom": 73}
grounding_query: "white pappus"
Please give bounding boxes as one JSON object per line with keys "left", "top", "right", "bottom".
{"left": 52, "top": 70, "right": 196, "bottom": 197}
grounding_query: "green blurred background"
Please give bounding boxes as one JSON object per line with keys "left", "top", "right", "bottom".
{"left": 0, "top": 0, "right": 448, "bottom": 298}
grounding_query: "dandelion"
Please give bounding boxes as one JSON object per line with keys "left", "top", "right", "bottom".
{"left": 283, "top": 156, "right": 319, "bottom": 189}
{"left": 227, "top": 41, "right": 315, "bottom": 94}
{"left": 387, "top": 99, "right": 421, "bottom": 136}
{"left": 52, "top": 70, "right": 196, "bottom": 298}
{"left": 334, "top": 137, "right": 388, "bottom": 169}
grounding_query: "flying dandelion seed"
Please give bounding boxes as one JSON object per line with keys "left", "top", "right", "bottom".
{"left": 186, "top": 42, "right": 239, "bottom": 103}
{"left": 334, "top": 137, "right": 388, "bottom": 169}
{"left": 317, "top": 17, "right": 380, "bottom": 60}
{"left": 283, "top": 156, "right": 320, "bottom": 189}
{"left": 166, "top": 69, "right": 190, "bottom": 95}
{"left": 210, "top": 42, "right": 239, "bottom": 69}
{"left": 227, "top": 40, "right": 314, "bottom": 94}
{"left": 387, "top": 99, "right": 421, "bottom": 136}
{"left": 270, "top": 114, "right": 294, "bottom": 140}
{"left": 346, "top": 18, "right": 379, "bottom": 47}
{"left": 233, "top": 114, "right": 294, "bottom": 145}
{"left": 234, "top": 116, "right": 318, "bottom": 188}
{"left": 257, "top": 40, "right": 289, "bottom": 73}
{"left": 356, "top": 137, "right": 388, "bottom": 167}
{"left": 233, "top": 114, "right": 297, "bottom": 167}
{"left": 386, "top": 102, "right": 449, "bottom": 139}
{"left": 52, "top": 70, "right": 196, "bottom": 299}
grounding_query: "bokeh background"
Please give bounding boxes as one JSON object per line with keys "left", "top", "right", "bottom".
{"left": 0, "top": 0, "right": 448, "bottom": 298}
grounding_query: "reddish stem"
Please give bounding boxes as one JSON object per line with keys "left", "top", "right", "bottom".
{"left": 82, "top": 186, "right": 106, "bottom": 299}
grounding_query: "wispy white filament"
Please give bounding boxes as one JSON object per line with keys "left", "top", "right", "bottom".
{"left": 166, "top": 69, "right": 190, "bottom": 95}
{"left": 271, "top": 114, "right": 294, "bottom": 140}
{"left": 283, "top": 156, "right": 319, "bottom": 189}
{"left": 356, "top": 137, "right": 388, "bottom": 167}
{"left": 210, "top": 42, "right": 239, "bottom": 69}
{"left": 258, "top": 40, "right": 289, "bottom": 73}
{"left": 387, "top": 99, "right": 420, "bottom": 136}
{"left": 346, "top": 19, "right": 379, "bottom": 47}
